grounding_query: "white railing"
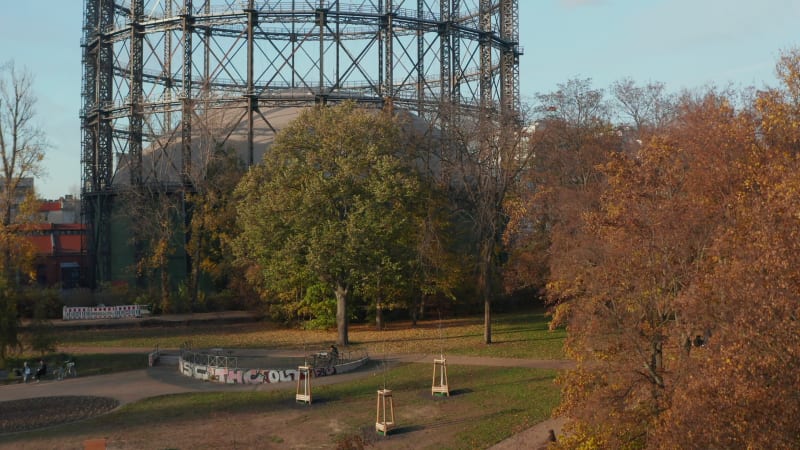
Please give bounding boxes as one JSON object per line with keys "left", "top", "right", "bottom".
{"left": 62, "top": 304, "right": 143, "bottom": 320}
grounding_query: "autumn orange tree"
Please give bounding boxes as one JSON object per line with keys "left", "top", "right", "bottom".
{"left": 548, "top": 87, "right": 756, "bottom": 447}
{"left": 653, "top": 51, "right": 800, "bottom": 449}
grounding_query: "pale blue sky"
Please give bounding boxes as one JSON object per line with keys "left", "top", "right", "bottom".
{"left": 1, "top": 1, "right": 798, "bottom": 199}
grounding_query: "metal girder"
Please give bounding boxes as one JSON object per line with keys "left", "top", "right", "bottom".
{"left": 181, "top": 0, "right": 193, "bottom": 188}
{"left": 130, "top": 0, "right": 144, "bottom": 185}
{"left": 246, "top": 0, "right": 256, "bottom": 165}
{"left": 499, "top": 0, "right": 519, "bottom": 116}
{"left": 438, "top": 0, "right": 450, "bottom": 105}
{"left": 479, "top": 0, "right": 491, "bottom": 109}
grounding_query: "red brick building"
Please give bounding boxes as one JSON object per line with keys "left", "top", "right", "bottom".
{"left": 28, "top": 223, "right": 87, "bottom": 288}
{"left": 18, "top": 195, "right": 87, "bottom": 288}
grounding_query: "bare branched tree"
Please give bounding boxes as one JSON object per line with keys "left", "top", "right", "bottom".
{"left": 442, "top": 105, "right": 538, "bottom": 344}
{"left": 0, "top": 61, "right": 47, "bottom": 361}
{"left": 611, "top": 78, "right": 677, "bottom": 138}
{"left": 117, "top": 92, "right": 245, "bottom": 311}
{"left": 0, "top": 61, "right": 46, "bottom": 227}
{"left": 0, "top": 61, "right": 46, "bottom": 282}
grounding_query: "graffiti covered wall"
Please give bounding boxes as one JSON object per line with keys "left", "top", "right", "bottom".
{"left": 178, "top": 356, "right": 368, "bottom": 384}
{"left": 179, "top": 361, "right": 335, "bottom": 384}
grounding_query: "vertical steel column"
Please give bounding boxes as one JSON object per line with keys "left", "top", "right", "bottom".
{"left": 335, "top": 1, "right": 341, "bottom": 90}
{"left": 204, "top": 1, "right": 211, "bottom": 92}
{"left": 129, "top": 0, "right": 144, "bottom": 186}
{"left": 500, "top": 0, "right": 520, "bottom": 116}
{"left": 81, "top": 0, "right": 115, "bottom": 286}
{"left": 439, "top": 0, "right": 451, "bottom": 104}
{"left": 164, "top": 0, "right": 173, "bottom": 132}
{"left": 80, "top": 0, "right": 99, "bottom": 287}
{"left": 96, "top": 0, "right": 114, "bottom": 192}
{"left": 81, "top": 0, "right": 98, "bottom": 197}
{"left": 479, "top": 0, "right": 492, "bottom": 109}
{"left": 97, "top": 0, "right": 115, "bottom": 284}
{"left": 378, "top": 0, "right": 384, "bottom": 98}
{"left": 181, "top": 0, "right": 193, "bottom": 187}
{"left": 451, "top": 0, "right": 460, "bottom": 104}
{"left": 316, "top": 1, "right": 326, "bottom": 102}
{"left": 291, "top": 0, "right": 297, "bottom": 89}
{"left": 245, "top": 0, "right": 256, "bottom": 166}
{"left": 416, "top": 0, "right": 424, "bottom": 112}
{"left": 378, "top": 0, "right": 394, "bottom": 105}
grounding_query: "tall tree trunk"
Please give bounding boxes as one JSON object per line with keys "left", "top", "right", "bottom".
{"left": 2, "top": 206, "right": 13, "bottom": 285}
{"left": 335, "top": 283, "right": 349, "bottom": 346}
{"left": 479, "top": 238, "right": 493, "bottom": 344}
{"left": 411, "top": 293, "right": 423, "bottom": 326}
{"left": 186, "top": 196, "right": 199, "bottom": 308}
{"left": 160, "top": 253, "right": 170, "bottom": 313}
{"left": 188, "top": 222, "right": 201, "bottom": 309}
{"left": 484, "top": 297, "right": 492, "bottom": 344}
{"left": 375, "top": 300, "right": 383, "bottom": 331}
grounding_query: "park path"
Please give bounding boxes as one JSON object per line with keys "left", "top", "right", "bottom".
{"left": 2, "top": 350, "right": 571, "bottom": 449}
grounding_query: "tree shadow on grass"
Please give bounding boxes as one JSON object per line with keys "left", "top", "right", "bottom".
{"left": 383, "top": 424, "right": 425, "bottom": 435}
{"left": 447, "top": 388, "right": 473, "bottom": 397}
{"left": 490, "top": 335, "right": 565, "bottom": 345}
{"left": 415, "top": 387, "right": 473, "bottom": 401}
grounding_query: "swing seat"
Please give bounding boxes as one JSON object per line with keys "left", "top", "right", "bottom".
{"left": 432, "top": 357, "right": 450, "bottom": 396}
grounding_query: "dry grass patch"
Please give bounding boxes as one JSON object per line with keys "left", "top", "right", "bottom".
{"left": 57, "top": 309, "right": 564, "bottom": 360}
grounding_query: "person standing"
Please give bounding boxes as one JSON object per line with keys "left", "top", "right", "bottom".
{"left": 23, "top": 362, "right": 31, "bottom": 383}
{"left": 329, "top": 345, "right": 339, "bottom": 365}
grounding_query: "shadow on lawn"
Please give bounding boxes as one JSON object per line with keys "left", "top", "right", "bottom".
{"left": 354, "top": 324, "right": 557, "bottom": 346}
{"left": 490, "top": 335, "right": 565, "bottom": 345}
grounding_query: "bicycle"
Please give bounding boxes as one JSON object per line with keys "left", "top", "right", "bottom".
{"left": 55, "top": 361, "right": 77, "bottom": 380}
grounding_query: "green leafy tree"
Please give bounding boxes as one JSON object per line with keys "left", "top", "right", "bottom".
{"left": 184, "top": 145, "right": 245, "bottom": 307}
{"left": 233, "top": 102, "right": 423, "bottom": 345}
{"left": 27, "top": 292, "right": 58, "bottom": 356}
{"left": 0, "top": 278, "right": 20, "bottom": 363}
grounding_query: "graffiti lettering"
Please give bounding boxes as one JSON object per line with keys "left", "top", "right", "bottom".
{"left": 178, "top": 357, "right": 359, "bottom": 385}
{"left": 313, "top": 367, "right": 336, "bottom": 377}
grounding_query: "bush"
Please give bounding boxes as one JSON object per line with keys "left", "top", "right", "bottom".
{"left": 16, "top": 288, "right": 61, "bottom": 319}
{"left": 300, "top": 285, "right": 337, "bottom": 330}
{"left": 27, "top": 320, "right": 57, "bottom": 356}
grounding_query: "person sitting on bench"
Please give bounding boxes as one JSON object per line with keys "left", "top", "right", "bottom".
{"left": 35, "top": 360, "right": 47, "bottom": 382}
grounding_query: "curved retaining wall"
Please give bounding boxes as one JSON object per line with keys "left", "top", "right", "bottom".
{"left": 178, "top": 355, "right": 369, "bottom": 385}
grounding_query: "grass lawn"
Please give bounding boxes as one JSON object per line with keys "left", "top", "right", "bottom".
{"left": 51, "top": 308, "right": 566, "bottom": 360}
{"left": 1, "top": 308, "right": 567, "bottom": 449}
{"left": 0, "top": 363, "right": 561, "bottom": 449}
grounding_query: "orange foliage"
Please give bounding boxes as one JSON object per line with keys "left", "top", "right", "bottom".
{"left": 654, "top": 70, "right": 800, "bottom": 449}
{"left": 546, "top": 82, "right": 795, "bottom": 448}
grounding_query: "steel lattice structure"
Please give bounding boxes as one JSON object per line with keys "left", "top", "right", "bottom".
{"left": 81, "top": 0, "right": 521, "bottom": 285}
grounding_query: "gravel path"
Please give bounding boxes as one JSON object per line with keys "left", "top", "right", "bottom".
{"left": 0, "top": 396, "right": 119, "bottom": 435}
